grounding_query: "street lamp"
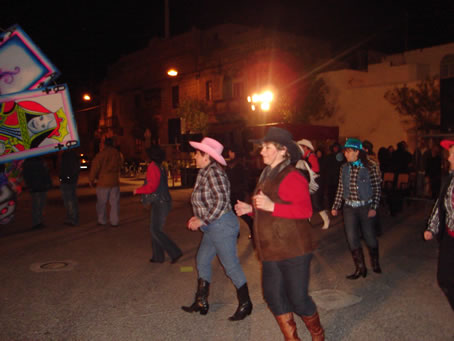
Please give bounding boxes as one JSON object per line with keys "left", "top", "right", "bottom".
{"left": 167, "top": 69, "right": 178, "bottom": 77}
{"left": 83, "top": 93, "right": 91, "bottom": 101}
{"left": 247, "top": 90, "right": 274, "bottom": 111}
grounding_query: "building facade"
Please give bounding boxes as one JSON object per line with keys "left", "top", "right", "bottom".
{"left": 98, "top": 24, "right": 331, "bottom": 160}
{"left": 316, "top": 43, "right": 454, "bottom": 153}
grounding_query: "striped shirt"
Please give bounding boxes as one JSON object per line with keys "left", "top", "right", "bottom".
{"left": 191, "top": 162, "right": 231, "bottom": 225}
{"left": 332, "top": 161, "right": 381, "bottom": 210}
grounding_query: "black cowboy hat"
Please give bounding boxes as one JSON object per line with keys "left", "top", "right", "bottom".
{"left": 252, "top": 127, "right": 302, "bottom": 163}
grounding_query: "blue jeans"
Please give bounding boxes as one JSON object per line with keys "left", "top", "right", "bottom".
{"left": 60, "top": 183, "right": 79, "bottom": 225}
{"left": 150, "top": 199, "right": 182, "bottom": 262}
{"left": 31, "top": 191, "right": 47, "bottom": 226}
{"left": 197, "top": 211, "right": 247, "bottom": 288}
{"left": 343, "top": 204, "right": 378, "bottom": 250}
{"left": 262, "top": 254, "right": 316, "bottom": 316}
{"left": 96, "top": 187, "right": 120, "bottom": 225}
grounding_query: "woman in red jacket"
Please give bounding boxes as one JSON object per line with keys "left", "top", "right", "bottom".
{"left": 235, "top": 127, "right": 324, "bottom": 341}
{"left": 133, "top": 145, "right": 182, "bottom": 264}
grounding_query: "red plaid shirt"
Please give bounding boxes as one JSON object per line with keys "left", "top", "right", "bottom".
{"left": 191, "top": 162, "right": 231, "bottom": 225}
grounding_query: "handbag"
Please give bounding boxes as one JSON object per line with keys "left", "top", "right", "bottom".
{"left": 140, "top": 165, "right": 169, "bottom": 207}
{"left": 140, "top": 191, "right": 160, "bottom": 206}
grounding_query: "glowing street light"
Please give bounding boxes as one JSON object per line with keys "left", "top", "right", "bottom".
{"left": 247, "top": 90, "right": 274, "bottom": 111}
{"left": 83, "top": 93, "right": 91, "bottom": 101}
{"left": 167, "top": 69, "right": 178, "bottom": 77}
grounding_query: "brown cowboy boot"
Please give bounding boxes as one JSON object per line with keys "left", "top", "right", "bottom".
{"left": 274, "top": 312, "right": 301, "bottom": 341}
{"left": 301, "top": 311, "right": 325, "bottom": 341}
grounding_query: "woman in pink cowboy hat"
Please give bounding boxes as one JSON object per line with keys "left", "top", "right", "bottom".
{"left": 181, "top": 137, "right": 252, "bottom": 321}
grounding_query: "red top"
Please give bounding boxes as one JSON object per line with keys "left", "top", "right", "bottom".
{"left": 305, "top": 152, "right": 320, "bottom": 173}
{"left": 273, "top": 170, "right": 313, "bottom": 219}
{"left": 134, "top": 162, "right": 160, "bottom": 194}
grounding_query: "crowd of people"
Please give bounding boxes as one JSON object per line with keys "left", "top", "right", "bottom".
{"left": 8, "top": 128, "right": 453, "bottom": 340}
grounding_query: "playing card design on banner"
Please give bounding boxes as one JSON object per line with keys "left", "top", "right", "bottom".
{"left": 0, "top": 84, "right": 79, "bottom": 163}
{"left": 0, "top": 25, "right": 60, "bottom": 96}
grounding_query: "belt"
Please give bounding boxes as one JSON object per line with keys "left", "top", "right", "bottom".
{"left": 345, "top": 199, "right": 372, "bottom": 208}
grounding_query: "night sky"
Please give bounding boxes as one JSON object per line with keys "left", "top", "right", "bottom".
{"left": 4, "top": 0, "right": 454, "bottom": 103}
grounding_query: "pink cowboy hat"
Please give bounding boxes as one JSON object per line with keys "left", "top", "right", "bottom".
{"left": 189, "top": 137, "right": 227, "bottom": 166}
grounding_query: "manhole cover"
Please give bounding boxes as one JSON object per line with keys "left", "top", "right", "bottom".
{"left": 40, "top": 262, "right": 70, "bottom": 270}
{"left": 311, "top": 289, "right": 362, "bottom": 311}
{"left": 30, "top": 260, "right": 78, "bottom": 272}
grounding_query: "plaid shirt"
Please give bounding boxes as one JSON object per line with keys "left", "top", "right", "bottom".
{"left": 191, "top": 162, "right": 231, "bottom": 225}
{"left": 427, "top": 173, "right": 454, "bottom": 237}
{"left": 332, "top": 161, "right": 381, "bottom": 210}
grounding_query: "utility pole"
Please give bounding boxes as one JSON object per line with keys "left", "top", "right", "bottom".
{"left": 165, "top": 0, "right": 170, "bottom": 39}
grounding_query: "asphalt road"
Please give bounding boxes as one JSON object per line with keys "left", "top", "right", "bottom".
{"left": 0, "top": 174, "right": 452, "bottom": 340}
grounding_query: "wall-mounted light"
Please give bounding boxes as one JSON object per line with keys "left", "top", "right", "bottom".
{"left": 83, "top": 94, "right": 91, "bottom": 101}
{"left": 167, "top": 69, "right": 178, "bottom": 77}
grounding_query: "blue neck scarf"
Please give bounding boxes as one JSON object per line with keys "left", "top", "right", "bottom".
{"left": 350, "top": 159, "right": 363, "bottom": 167}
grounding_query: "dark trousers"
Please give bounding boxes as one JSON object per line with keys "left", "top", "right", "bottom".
{"left": 150, "top": 200, "right": 182, "bottom": 262}
{"left": 437, "top": 230, "right": 454, "bottom": 310}
{"left": 31, "top": 191, "right": 47, "bottom": 226}
{"left": 262, "top": 254, "right": 316, "bottom": 316}
{"left": 343, "top": 205, "right": 378, "bottom": 250}
{"left": 60, "top": 183, "right": 79, "bottom": 225}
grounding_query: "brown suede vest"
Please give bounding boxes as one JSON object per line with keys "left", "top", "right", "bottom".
{"left": 253, "top": 165, "right": 315, "bottom": 262}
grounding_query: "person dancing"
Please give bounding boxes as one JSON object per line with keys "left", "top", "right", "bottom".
{"left": 182, "top": 137, "right": 252, "bottom": 321}
{"left": 331, "top": 138, "right": 382, "bottom": 280}
{"left": 236, "top": 127, "right": 324, "bottom": 340}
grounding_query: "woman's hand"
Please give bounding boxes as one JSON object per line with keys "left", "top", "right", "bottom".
{"left": 331, "top": 209, "right": 338, "bottom": 217}
{"left": 424, "top": 230, "right": 433, "bottom": 241}
{"left": 253, "top": 191, "right": 275, "bottom": 212}
{"left": 187, "top": 216, "right": 203, "bottom": 231}
{"left": 235, "top": 200, "right": 252, "bottom": 216}
{"left": 368, "top": 209, "right": 376, "bottom": 218}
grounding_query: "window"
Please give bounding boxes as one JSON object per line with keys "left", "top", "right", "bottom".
{"left": 135, "top": 138, "right": 143, "bottom": 154}
{"left": 172, "top": 85, "right": 179, "bottom": 108}
{"left": 134, "top": 94, "right": 142, "bottom": 110}
{"left": 144, "top": 88, "right": 161, "bottom": 108}
{"left": 206, "top": 81, "right": 213, "bottom": 101}
{"left": 223, "top": 76, "right": 232, "bottom": 99}
{"left": 233, "top": 82, "right": 244, "bottom": 99}
{"left": 441, "top": 55, "right": 454, "bottom": 79}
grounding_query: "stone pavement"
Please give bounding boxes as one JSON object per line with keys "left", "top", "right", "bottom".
{"left": 0, "top": 177, "right": 453, "bottom": 340}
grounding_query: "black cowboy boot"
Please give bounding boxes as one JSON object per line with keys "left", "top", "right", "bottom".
{"left": 369, "top": 247, "right": 382, "bottom": 273}
{"left": 181, "top": 278, "right": 210, "bottom": 315}
{"left": 228, "top": 283, "right": 253, "bottom": 321}
{"left": 346, "top": 248, "right": 367, "bottom": 280}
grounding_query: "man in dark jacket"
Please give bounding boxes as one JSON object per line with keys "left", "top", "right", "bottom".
{"left": 59, "top": 149, "right": 80, "bottom": 226}
{"left": 23, "top": 156, "right": 52, "bottom": 229}
{"left": 324, "top": 142, "right": 343, "bottom": 209}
